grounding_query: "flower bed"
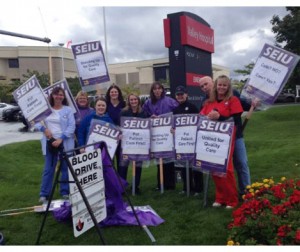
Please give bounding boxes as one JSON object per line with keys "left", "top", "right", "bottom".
{"left": 227, "top": 177, "right": 300, "bottom": 245}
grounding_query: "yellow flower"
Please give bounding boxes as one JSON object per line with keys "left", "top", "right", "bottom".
{"left": 249, "top": 188, "right": 254, "bottom": 193}
{"left": 263, "top": 179, "right": 269, "bottom": 183}
{"left": 235, "top": 242, "right": 240, "bottom": 245}
{"left": 246, "top": 185, "right": 251, "bottom": 189}
{"left": 227, "top": 240, "right": 234, "bottom": 246}
{"left": 264, "top": 184, "right": 270, "bottom": 188}
{"left": 281, "top": 177, "right": 286, "bottom": 182}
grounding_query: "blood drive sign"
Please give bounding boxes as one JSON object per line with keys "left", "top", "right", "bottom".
{"left": 68, "top": 149, "right": 106, "bottom": 237}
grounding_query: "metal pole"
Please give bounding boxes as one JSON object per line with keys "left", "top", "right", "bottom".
{"left": 0, "top": 30, "right": 51, "bottom": 43}
{"left": 58, "top": 43, "right": 65, "bottom": 79}
{"left": 102, "top": 7, "right": 108, "bottom": 63}
{"left": 48, "top": 50, "right": 53, "bottom": 85}
{"left": 186, "top": 160, "right": 190, "bottom": 197}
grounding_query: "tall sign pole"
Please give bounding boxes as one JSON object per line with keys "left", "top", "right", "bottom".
{"left": 163, "top": 12, "right": 214, "bottom": 109}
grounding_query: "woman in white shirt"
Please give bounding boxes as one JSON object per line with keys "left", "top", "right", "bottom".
{"left": 35, "top": 87, "right": 75, "bottom": 203}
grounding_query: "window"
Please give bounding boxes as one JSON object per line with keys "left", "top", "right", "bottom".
{"left": 8, "top": 59, "right": 19, "bottom": 68}
{"left": 154, "top": 66, "right": 169, "bottom": 81}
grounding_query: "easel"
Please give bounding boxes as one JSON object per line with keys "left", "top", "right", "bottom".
{"left": 36, "top": 142, "right": 106, "bottom": 245}
{"left": 36, "top": 141, "right": 156, "bottom": 244}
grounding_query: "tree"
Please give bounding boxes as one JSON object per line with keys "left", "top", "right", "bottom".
{"left": 14, "top": 69, "right": 51, "bottom": 89}
{"left": 271, "top": 7, "right": 300, "bottom": 90}
{"left": 121, "top": 83, "right": 140, "bottom": 97}
{"left": 233, "top": 62, "right": 255, "bottom": 91}
{"left": 234, "top": 62, "right": 255, "bottom": 78}
{"left": 65, "top": 77, "right": 82, "bottom": 97}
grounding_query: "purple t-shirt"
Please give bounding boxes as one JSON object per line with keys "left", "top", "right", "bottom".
{"left": 142, "top": 96, "right": 178, "bottom": 116}
{"left": 107, "top": 102, "right": 125, "bottom": 125}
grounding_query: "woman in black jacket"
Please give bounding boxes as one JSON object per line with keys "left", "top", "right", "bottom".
{"left": 119, "top": 94, "right": 147, "bottom": 194}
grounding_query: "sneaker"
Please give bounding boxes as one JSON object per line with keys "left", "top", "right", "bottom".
{"left": 212, "top": 202, "right": 222, "bottom": 207}
{"left": 39, "top": 196, "right": 47, "bottom": 203}
{"left": 226, "top": 205, "right": 234, "bottom": 209}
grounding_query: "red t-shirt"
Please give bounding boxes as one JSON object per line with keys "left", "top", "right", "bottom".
{"left": 200, "top": 96, "right": 243, "bottom": 117}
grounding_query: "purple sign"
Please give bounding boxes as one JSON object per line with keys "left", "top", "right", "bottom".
{"left": 13, "top": 75, "right": 52, "bottom": 126}
{"left": 241, "top": 43, "right": 300, "bottom": 109}
{"left": 43, "top": 79, "right": 80, "bottom": 123}
{"left": 85, "top": 119, "right": 121, "bottom": 159}
{"left": 173, "top": 114, "right": 199, "bottom": 161}
{"left": 194, "top": 117, "right": 234, "bottom": 174}
{"left": 71, "top": 40, "right": 110, "bottom": 92}
{"left": 150, "top": 113, "right": 174, "bottom": 159}
{"left": 120, "top": 117, "right": 151, "bottom": 161}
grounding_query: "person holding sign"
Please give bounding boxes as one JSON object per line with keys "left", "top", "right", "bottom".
{"left": 143, "top": 82, "right": 178, "bottom": 190}
{"left": 77, "top": 97, "right": 114, "bottom": 153}
{"left": 200, "top": 75, "right": 243, "bottom": 208}
{"left": 119, "top": 94, "right": 148, "bottom": 194}
{"left": 172, "top": 86, "right": 203, "bottom": 196}
{"left": 35, "top": 87, "right": 75, "bottom": 203}
{"left": 74, "top": 91, "right": 94, "bottom": 135}
{"left": 199, "top": 76, "right": 257, "bottom": 197}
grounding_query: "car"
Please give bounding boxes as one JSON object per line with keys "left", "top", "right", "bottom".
{"left": 275, "top": 92, "right": 295, "bottom": 103}
{"left": 2, "top": 104, "right": 21, "bottom": 121}
{"left": 0, "top": 103, "right": 17, "bottom": 120}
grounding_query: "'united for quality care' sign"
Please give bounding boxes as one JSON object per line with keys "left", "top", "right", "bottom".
{"left": 68, "top": 149, "right": 106, "bottom": 237}
{"left": 194, "top": 117, "right": 234, "bottom": 175}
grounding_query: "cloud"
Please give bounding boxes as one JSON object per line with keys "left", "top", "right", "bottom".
{"left": 0, "top": 5, "right": 289, "bottom": 78}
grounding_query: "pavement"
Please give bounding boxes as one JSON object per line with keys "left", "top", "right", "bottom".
{"left": 0, "top": 121, "right": 42, "bottom": 147}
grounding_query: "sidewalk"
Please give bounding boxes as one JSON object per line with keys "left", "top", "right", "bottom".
{"left": 0, "top": 121, "right": 41, "bottom": 147}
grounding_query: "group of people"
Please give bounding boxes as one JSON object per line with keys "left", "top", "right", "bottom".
{"left": 35, "top": 76, "right": 255, "bottom": 210}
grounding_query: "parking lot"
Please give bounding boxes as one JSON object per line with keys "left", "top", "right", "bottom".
{"left": 0, "top": 121, "right": 41, "bottom": 147}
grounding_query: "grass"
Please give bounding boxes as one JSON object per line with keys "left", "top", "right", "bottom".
{"left": 0, "top": 104, "right": 300, "bottom": 245}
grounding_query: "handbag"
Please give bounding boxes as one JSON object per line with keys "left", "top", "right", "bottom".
{"left": 47, "top": 137, "right": 63, "bottom": 154}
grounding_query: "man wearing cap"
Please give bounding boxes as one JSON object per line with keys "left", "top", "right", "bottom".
{"left": 172, "top": 85, "right": 203, "bottom": 196}
{"left": 199, "top": 76, "right": 254, "bottom": 198}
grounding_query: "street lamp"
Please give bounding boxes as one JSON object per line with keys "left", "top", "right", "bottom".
{"left": 58, "top": 43, "right": 65, "bottom": 79}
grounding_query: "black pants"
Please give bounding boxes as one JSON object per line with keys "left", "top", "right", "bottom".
{"left": 181, "top": 169, "right": 203, "bottom": 193}
{"left": 157, "top": 162, "right": 175, "bottom": 190}
{"left": 118, "top": 161, "right": 142, "bottom": 189}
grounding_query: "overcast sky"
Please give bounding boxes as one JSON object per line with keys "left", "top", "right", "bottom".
{"left": 0, "top": 2, "right": 292, "bottom": 78}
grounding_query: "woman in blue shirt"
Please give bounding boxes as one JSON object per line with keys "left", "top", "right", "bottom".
{"left": 77, "top": 97, "right": 113, "bottom": 153}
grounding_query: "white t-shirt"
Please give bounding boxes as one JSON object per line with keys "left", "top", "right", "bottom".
{"left": 46, "top": 108, "right": 63, "bottom": 139}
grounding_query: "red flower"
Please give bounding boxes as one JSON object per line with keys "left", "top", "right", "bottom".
{"left": 277, "top": 225, "right": 292, "bottom": 237}
{"left": 289, "top": 190, "right": 300, "bottom": 204}
{"left": 272, "top": 205, "right": 287, "bottom": 215}
{"left": 295, "top": 230, "right": 300, "bottom": 244}
{"left": 227, "top": 178, "right": 300, "bottom": 245}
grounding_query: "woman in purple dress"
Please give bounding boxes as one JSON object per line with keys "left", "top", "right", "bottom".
{"left": 143, "top": 82, "right": 178, "bottom": 190}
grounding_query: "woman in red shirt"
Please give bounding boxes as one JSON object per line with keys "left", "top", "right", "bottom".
{"left": 200, "top": 75, "right": 243, "bottom": 208}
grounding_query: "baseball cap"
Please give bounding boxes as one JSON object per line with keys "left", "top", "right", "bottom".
{"left": 175, "top": 86, "right": 187, "bottom": 95}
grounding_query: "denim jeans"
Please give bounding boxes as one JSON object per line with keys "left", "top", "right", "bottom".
{"left": 233, "top": 137, "right": 251, "bottom": 195}
{"left": 40, "top": 149, "right": 69, "bottom": 197}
